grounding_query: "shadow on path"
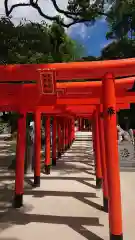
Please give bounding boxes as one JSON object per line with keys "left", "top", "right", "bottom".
{"left": 0, "top": 208, "right": 103, "bottom": 240}
{"left": 0, "top": 133, "right": 104, "bottom": 240}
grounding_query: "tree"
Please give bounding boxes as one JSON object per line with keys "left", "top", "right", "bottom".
{"left": 4, "top": 0, "right": 114, "bottom": 28}
{"left": 105, "top": 0, "right": 135, "bottom": 40}
{"left": 101, "top": 38, "right": 135, "bottom": 60}
{"left": 82, "top": 55, "right": 99, "bottom": 61}
{"left": 0, "top": 17, "right": 83, "bottom": 64}
{"left": 0, "top": 17, "right": 16, "bottom": 64}
{"left": 101, "top": 1, "right": 135, "bottom": 59}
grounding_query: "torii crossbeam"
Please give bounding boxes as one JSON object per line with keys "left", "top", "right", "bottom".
{"left": 1, "top": 58, "right": 135, "bottom": 240}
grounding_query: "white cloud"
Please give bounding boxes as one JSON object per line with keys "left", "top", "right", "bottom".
{"left": 68, "top": 21, "right": 97, "bottom": 39}
{"left": 0, "top": 0, "right": 68, "bottom": 24}
{"left": 79, "top": 24, "right": 88, "bottom": 39}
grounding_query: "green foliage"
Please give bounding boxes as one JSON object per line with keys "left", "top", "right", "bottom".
{"left": 0, "top": 17, "right": 83, "bottom": 64}
{"left": 101, "top": 1, "right": 135, "bottom": 60}
{"left": 67, "top": 0, "right": 102, "bottom": 22}
{"left": 82, "top": 55, "right": 99, "bottom": 61}
{"left": 106, "top": 0, "right": 135, "bottom": 40}
{"left": 101, "top": 38, "right": 135, "bottom": 60}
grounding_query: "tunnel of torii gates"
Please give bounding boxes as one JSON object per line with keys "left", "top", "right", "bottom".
{"left": 1, "top": 58, "right": 135, "bottom": 239}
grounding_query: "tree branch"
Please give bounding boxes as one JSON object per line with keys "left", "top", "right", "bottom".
{"left": 50, "top": 0, "right": 111, "bottom": 22}
{"left": 50, "top": 0, "right": 81, "bottom": 19}
{"left": 4, "top": 0, "right": 112, "bottom": 28}
{"left": 4, "top": 0, "right": 31, "bottom": 16}
{"left": 50, "top": 0, "right": 111, "bottom": 18}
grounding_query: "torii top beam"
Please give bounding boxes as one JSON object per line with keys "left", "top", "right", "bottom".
{"left": 0, "top": 58, "right": 135, "bottom": 82}
{"left": 0, "top": 58, "right": 135, "bottom": 115}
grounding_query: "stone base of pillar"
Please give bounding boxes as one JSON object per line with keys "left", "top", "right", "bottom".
{"left": 52, "top": 158, "right": 56, "bottom": 166}
{"left": 34, "top": 175, "right": 40, "bottom": 187}
{"left": 110, "top": 234, "right": 123, "bottom": 240}
{"left": 45, "top": 165, "right": 51, "bottom": 175}
{"left": 96, "top": 177, "right": 102, "bottom": 189}
{"left": 13, "top": 193, "right": 23, "bottom": 208}
{"left": 103, "top": 196, "right": 108, "bottom": 213}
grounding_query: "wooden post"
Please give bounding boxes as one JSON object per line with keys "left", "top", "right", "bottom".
{"left": 57, "top": 118, "right": 62, "bottom": 158}
{"left": 44, "top": 116, "right": 51, "bottom": 174}
{"left": 70, "top": 119, "right": 72, "bottom": 147}
{"left": 98, "top": 105, "right": 108, "bottom": 212}
{"left": 72, "top": 118, "right": 75, "bottom": 142}
{"left": 65, "top": 119, "right": 68, "bottom": 150}
{"left": 52, "top": 117, "right": 57, "bottom": 166}
{"left": 34, "top": 110, "right": 41, "bottom": 187}
{"left": 102, "top": 73, "right": 123, "bottom": 240}
{"left": 61, "top": 117, "right": 64, "bottom": 154}
{"left": 93, "top": 110, "right": 102, "bottom": 189}
{"left": 14, "top": 111, "right": 26, "bottom": 208}
{"left": 63, "top": 119, "right": 66, "bottom": 152}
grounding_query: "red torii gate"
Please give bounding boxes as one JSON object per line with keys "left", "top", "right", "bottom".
{"left": 0, "top": 59, "right": 135, "bottom": 240}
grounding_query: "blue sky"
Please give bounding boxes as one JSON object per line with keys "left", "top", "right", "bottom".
{"left": 68, "top": 18, "right": 112, "bottom": 57}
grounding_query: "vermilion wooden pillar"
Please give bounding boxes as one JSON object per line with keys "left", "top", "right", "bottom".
{"left": 68, "top": 118, "right": 71, "bottom": 148}
{"left": 63, "top": 119, "right": 66, "bottom": 152}
{"left": 34, "top": 110, "right": 41, "bottom": 187}
{"left": 68, "top": 119, "right": 70, "bottom": 147}
{"left": 65, "top": 118, "right": 67, "bottom": 151}
{"left": 60, "top": 119, "right": 63, "bottom": 153}
{"left": 67, "top": 119, "right": 70, "bottom": 149}
{"left": 98, "top": 105, "right": 108, "bottom": 212}
{"left": 65, "top": 119, "right": 68, "bottom": 150}
{"left": 66, "top": 119, "right": 69, "bottom": 149}
{"left": 57, "top": 118, "right": 62, "bottom": 158}
{"left": 69, "top": 119, "right": 71, "bottom": 143}
{"left": 102, "top": 73, "right": 123, "bottom": 240}
{"left": 91, "top": 121, "right": 94, "bottom": 151}
{"left": 93, "top": 110, "right": 102, "bottom": 189}
{"left": 91, "top": 120, "right": 96, "bottom": 175}
{"left": 14, "top": 112, "right": 26, "bottom": 208}
{"left": 61, "top": 118, "right": 64, "bottom": 153}
{"left": 60, "top": 118, "right": 63, "bottom": 153}
{"left": 44, "top": 116, "right": 51, "bottom": 174}
{"left": 71, "top": 119, "right": 73, "bottom": 143}
{"left": 67, "top": 119, "right": 69, "bottom": 147}
{"left": 70, "top": 119, "right": 73, "bottom": 145}
{"left": 72, "top": 118, "right": 75, "bottom": 142}
{"left": 52, "top": 117, "right": 57, "bottom": 166}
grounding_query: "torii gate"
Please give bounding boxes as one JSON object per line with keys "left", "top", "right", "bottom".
{"left": 1, "top": 59, "right": 135, "bottom": 240}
